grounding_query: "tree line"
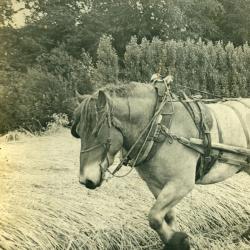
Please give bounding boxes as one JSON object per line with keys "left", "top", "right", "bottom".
{"left": 0, "top": 0, "right": 250, "bottom": 133}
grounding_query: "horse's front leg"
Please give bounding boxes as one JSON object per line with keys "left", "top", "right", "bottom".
{"left": 148, "top": 180, "right": 194, "bottom": 250}
{"left": 165, "top": 209, "right": 177, "bottom": 230}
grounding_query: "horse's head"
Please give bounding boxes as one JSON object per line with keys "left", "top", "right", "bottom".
{"left": 71, "top": 91, "right": 124, "bottom": 189}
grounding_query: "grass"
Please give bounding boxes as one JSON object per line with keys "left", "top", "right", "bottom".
{"left": 0, "top": 128, "right": 249, "bottom": 250}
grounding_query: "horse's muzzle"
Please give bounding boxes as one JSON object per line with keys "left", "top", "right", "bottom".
{"left": 85, "top": 179, "right": 98, "bottom": 189}
{"left": 79, "top": 178, "right": 100, "bottom": 189}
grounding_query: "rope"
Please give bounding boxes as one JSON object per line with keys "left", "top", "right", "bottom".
{"left": 175, "top": 83, "right": 223, "bottom": 99}
{"left": 107, "top": 165, "right": 134, "bottom": 178}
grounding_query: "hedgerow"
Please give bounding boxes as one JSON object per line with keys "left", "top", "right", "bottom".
{"left": 1, "top": 37, "right": 250, "bottom": 134}
{"left": 124, "top": 37, "right": 250, "bottom": 97}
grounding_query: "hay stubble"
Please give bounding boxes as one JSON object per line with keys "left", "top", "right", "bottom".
{"left": 0, "top": 129, "right": 249, "bottom": 250}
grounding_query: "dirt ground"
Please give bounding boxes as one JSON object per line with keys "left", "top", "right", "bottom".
{"left": 0, "top": 128, "right": 249, "bottom": 250}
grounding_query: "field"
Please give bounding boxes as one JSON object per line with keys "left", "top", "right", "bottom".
{"left": 0, "top": 128, "right": 249, "bottom": 250}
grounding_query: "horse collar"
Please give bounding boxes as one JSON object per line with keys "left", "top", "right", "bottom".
{"left": 112, "top": 83, "right": 174, "bottom": 175}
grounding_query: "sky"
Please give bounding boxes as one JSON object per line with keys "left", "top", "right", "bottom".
{"left": 12, "top": 0, "right": 27, "bottom": 27}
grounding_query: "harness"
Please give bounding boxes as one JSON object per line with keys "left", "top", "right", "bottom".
{"left": 111, "top": 85, "right": 173, "bottom": 176}
{"left": 122, "top": 80, "right": 217, "bottom": 181}
{"left": 177, "top": 92, "right": 217, "bottom": 180}
{"left": 112, "top": 81, "right": 250, "bottom": 180}
{"left": 80, "top": 81, "right": 250, "bottom": 181}
{"left": 80, "top": 80, "right": 174, "bottom": 178}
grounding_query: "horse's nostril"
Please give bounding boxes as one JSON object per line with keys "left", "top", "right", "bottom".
{"left": 85, "top": 179, "right": 96, "bottom": 189}
{"left": 79, "top": 179, "right": 84, "bottom": 185}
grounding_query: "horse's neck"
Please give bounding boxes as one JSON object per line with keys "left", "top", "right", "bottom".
{"left": 112, "top": 86, "right": 157, "bottom": 148}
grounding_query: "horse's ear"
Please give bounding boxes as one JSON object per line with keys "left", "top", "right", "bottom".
{"left": 75, "top": 90, "right": 85, "bottom": 103}
{"left": 71, "top": 108, "right": 81, "bottom": 139}
{"left": 71, "top": 120, "right": 80, "bottom": 138}
{"left": 96, "top": 90, "right": 107, "bottom": 110}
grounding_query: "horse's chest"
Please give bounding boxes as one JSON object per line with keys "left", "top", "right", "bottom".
{"left": 136, "top": 161, "right": 174, "bottom": 192}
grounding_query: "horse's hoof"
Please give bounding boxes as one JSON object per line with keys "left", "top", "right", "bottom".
{"left": 241, "top": 228, "right": 250, "bottom": 240}
{"left": 164, "top": 232, "right": 190, "bottom": 250}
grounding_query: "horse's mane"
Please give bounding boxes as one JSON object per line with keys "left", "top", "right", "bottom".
{"left": 100, "top": 82, "right": 152, "bottom": 98}
{"left": 72, "top": 82, "right": 153, "bottom": 138}
{"left": 73, "top": 95, "right": 97, "bottom": 139}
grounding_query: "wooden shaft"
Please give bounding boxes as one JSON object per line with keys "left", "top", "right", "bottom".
{"left": 189, "top": 138, "right": 250, "bottom": 157}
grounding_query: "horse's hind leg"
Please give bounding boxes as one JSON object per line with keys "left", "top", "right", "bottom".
{"left": 148, "top": 180, "right": 194, "bottom": 250}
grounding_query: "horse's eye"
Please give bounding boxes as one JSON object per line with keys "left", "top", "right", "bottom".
{"left": 76, "top": 125, "right": 80, "bottom": 134}
{"left": 92, "top": 130, "right": 98, "bottom": 137}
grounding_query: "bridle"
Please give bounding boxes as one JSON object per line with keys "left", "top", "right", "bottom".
{"left": 76, "top": 79, "right": 230, "bottom": 183}
{"left": 79, "top": 90, "right": 171, "bottom": 180}
{"left": 80, "top": 137, "right": 112, "bottom": 182}
{"left": 80, "top": 105, "right": 114, "bottom": 181}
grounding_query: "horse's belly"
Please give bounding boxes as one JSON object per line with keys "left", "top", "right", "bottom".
{"left": 197, "top": 99, "right": 250, "bottom": 184}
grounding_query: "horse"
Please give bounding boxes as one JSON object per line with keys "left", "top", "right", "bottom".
{"left": 71, "top": 82, "right": 250, "bottom": 250}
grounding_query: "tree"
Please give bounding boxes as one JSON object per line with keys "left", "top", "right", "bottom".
{"left": 178, "top": 0, "right": 224, "bottom": 41}
{"left": 0, "top": 0, "right": 13, "bottom": 26}
{"left": 4, "top": 0, "right": 250, "bottom": 64}
{"left": 94, "top": 35, "right": 119, "bottom": 85}
{"left": 77, "top": 0, "right": 187, "bottom": 57}
{"left": 218, "top": 0, "right": 250, "bottom": 45}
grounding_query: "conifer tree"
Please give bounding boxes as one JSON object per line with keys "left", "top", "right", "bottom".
{"left": 94, "top": 35, "right": 119, "bottom": 86}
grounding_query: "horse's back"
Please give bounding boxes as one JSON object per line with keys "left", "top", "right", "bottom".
{"left": 197, "top": 99, "right": 250, "bottom": 184}
{"left": 207, "top": 99, "right": 250, "bottom": 147}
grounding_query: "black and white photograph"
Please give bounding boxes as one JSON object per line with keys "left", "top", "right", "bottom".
{"left": 0, "top": 0, "right": 250, "bottom": 249}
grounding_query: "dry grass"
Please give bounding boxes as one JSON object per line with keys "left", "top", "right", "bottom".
{"left": 0, "top": 128, "right": 249, "bottom": 250}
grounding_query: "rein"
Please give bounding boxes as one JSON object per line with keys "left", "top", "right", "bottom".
{"left": 81, "top": 79, "right": 214, "bottom": 180}
{"left": 80, "top": 85, "right": 172, "bottom": 179}
{"left": 174, "top": 83, "right": 223, "bottom": 99}
{"left": 77, "top": 80, "right": 250, "bottom": 183}
{"left": 111, "top": 85, "right": 172, "bottom": 176}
